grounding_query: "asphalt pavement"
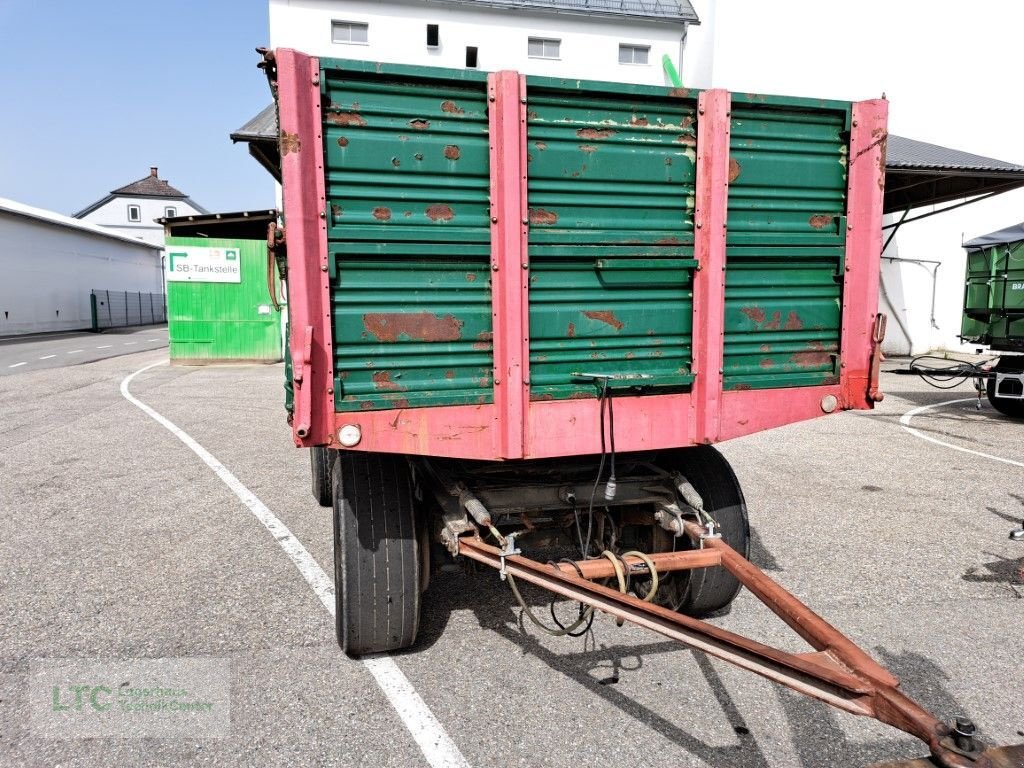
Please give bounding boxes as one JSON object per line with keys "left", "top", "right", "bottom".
{"left": 0, "top": 326, "right": 168, "bottom": 375}
{"left": 0, "top": 350, "right": 1021, "bottom": 767}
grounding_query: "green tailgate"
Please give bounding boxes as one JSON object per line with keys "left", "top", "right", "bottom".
{"left": 724, "top": 96, "right": 851, "bottom": 389}
{"left": 525, "top": 77, "right": 698, "bottom": 400}
{"left": 320, "top": 60, "right": 494, "bottom": 412}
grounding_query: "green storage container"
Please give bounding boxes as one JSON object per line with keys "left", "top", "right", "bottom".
{"left": 166, "top": 237, "right": 283, "bottom": 363}
{"left": 961, "top": 233, "right": 1024, "bottom": 351}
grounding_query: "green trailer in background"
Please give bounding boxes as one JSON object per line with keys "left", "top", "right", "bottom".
{"left": 161, "top": 210, "right": 283, "bottom": 365}
{"left": 961, "top": 221, "right": 1024, "bottom": 415}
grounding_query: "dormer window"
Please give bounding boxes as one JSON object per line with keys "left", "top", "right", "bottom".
{"left": 127, "top": 204, "right": 141, "bottom": 222}
{"left": 165, "top": 206, "right": 177, "bottom": 218}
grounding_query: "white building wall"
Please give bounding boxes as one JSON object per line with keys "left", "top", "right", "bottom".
{"left": 79, "top": 197, "right": 204, "bottom": 246}
{"left": 683, "top": 0, "right": 1024, "bottom": 355}
{"left": 269, "top": 0, "right": 689, "bottom": 86}
{"left": 0, "top": 211, "right": 164, "bottom": 336}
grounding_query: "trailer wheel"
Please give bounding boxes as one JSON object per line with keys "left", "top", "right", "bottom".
{"left": 986, "top": 360, "right": 1024, "bottom": 418}
{"left": 332, "top": 452, "right": 421, "bottom": 656}
{"left": 311, "top": 447, "right": 334, "bottom": 507}
{"left": 656, "top": 445, "right": 749, "bottom": 617}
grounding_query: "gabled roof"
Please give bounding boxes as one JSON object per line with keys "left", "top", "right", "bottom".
{"left": 0, "top": 197, "right": 163, "bottom": 250}
{"left": 72, "top": 167, "right": 208, "bottom": 218}
{"left": 420, "top": 0, "right": 699, "bottom": 23}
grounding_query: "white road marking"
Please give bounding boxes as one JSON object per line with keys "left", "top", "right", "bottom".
{"left": 900, "top": 397, "right": 1024, "bottom": 468}
{"left": 39, "top": 355, "right": 56, "bottom": 360}
{"left": 68, "top": 350, "right": 83, "bottom": 354}
{"left": 8, "top": 362, "right": 26, "bottom": 368}
{"left": 146, "top": 339, "right": 161, "bottom": 342}
{"left": 120, "top": 360, "right": 469, "bottom": 768}
{"left": 124, "top": 342, "right": 137, "bottom": 346}
{"left": 96, "top": 345, "right": 112, "bottom": 349}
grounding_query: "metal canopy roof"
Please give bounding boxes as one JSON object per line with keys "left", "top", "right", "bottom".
{"left": 231, "top": 106, "right": 1024, "bottom": 213}
{"left": 420, "top": 0, "right": 699, "bottom": 23}
{"left": 158, "top": 209, "right": 278, "bottom": 240}
{"left": 883, "top": 135, "right": 1024, "bottom": 213}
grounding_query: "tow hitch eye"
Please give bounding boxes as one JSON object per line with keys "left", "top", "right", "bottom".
{"left": 939, "top": 717, "right": 984, "bottom": 760}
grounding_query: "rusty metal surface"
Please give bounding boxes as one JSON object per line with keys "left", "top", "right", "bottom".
{"left": 555, "top": 549, "right": 722, "bottom": 579}
{"left": 319, "top": 59, "right": 494, "bottom": 412}
{"left": 523, "top": 76, "right": 699, "bottom": 400}
{"left": 459, "top": 530, "right": 1010, "bottom": 768}
{"left": 723, "top": 97, "right": 851, "bottom": 391}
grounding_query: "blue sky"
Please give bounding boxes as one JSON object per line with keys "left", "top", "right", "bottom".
{"left": 0, "top": 1, "right": 275, "bottom": 215}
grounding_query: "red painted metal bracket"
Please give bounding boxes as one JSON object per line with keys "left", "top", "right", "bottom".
{"left": 488, "top": 71, "right": 529, "bottom": 459}
{"left": 691, "top": 90, "right": 732, "bottom": 444}
{"left": 276, "top": 49, "right": 335, "bottom": 447}
{"left": 840, "top": 99, "right": 888, "bottom": 411}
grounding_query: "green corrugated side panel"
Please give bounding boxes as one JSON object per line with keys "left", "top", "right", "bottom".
{"left": 723, "top": 100, "right": 850, "bottom": 390}
{"left": 319, "top": 60, "right": 493, "bottom": 412}
{"left": 961, "top": 240, "right": 1024, "bottom": 345}
{"left": 166, "top": 237, "right": 282, "bottom": 362}
{"left": 525, "top": 78, "right": 698, "bottom": 399}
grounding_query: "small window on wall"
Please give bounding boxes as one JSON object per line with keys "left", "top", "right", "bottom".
{"left": 465, "top": 46, "right": 478, "bottom": 68}
{"left": 619, "top": 44, "right": 650, "bottom": 65}
{"left": 127, "top": 204, "right": 141, "bottom": 222}
{"left": 165, "top": 206, "right": 177, "bottom": 218}
{"left": 427, "top": 24, "right": 440, "bottom": 48}
{"left": 528, "top": 37, "right": 560, "bottom": 59}
{"left": 332, "top": 20, "right": 368, "bottom": 45}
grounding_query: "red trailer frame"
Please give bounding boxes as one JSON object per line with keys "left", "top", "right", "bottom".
{"left": 276, "top": 48, "right": 888, "bottom": 460}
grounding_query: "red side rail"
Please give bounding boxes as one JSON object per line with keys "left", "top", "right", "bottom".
{"left": 276, "top": 49, "right": 334, "bottom": 448}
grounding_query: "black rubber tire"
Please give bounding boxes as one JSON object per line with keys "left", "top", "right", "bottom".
{"left": 332, "top": 452, "right": 421, "bottom": 656}
{"left": 986, "top": 360, "right": 1024, "bottom": 418}
{"left": 655, "top": 445, "right": 750, "bottom": 617}
{"left": 311, "top": 447, "right": 334, "bottom": 507}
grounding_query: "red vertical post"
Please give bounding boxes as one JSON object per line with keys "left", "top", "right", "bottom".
{"left": 691, "top": 89, "right": 732, "bottom": 445}
{"left": 276, "top": 49, "right": 335, "bottom": 447}
{"left": 840, "top": 99, "right": 888, "bottom": 410}
{"left": 488, "top": 71, "right": 528, "bottom": 459}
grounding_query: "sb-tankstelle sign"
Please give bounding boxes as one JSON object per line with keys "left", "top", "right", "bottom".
{"left": 164, "top": 246, "right": 241, "bottom": 283}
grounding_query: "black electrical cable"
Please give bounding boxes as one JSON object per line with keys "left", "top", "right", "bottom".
{"left": 908, "top": 354, "right": 997, "bottom": 390}
{"left": 547, "top": 558, "right": 595, "bottom": 637}
{"left": 585, "top": 379, "right": 610, "bottom": 560}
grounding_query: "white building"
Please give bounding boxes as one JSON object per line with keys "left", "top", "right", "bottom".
{"left": 73, "top": 167, "right": 208, "bottom": 247}
{"left": 0, "top": 199, "right": 164, "bottom": 336}
{"left": 269, "top": 0, "right": 699, "bottom": 85}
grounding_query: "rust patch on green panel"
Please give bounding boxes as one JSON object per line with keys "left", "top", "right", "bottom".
{"left": 392, "top": 158, "right": 401, "bottom": 167}
{"left": 441, "top": 100, "right": 465, "bottom": 114}
{"left": 425, "top": 204, "right": 455, "bottom": 221}
{"left": 741, "top": 306, "right": 766, "bottom": 324}
{"left": 331, "top": 204, "right": 342, "bottom": 218}
{"left": 790, "top": 343, "right": 833, "bottom": 368}
{"left": 675, "top": 135, "right": 696, "bottom": 146}
{"left": 465, "top": 273, "right": 477, "bottom": 282}
{"left": 583, "top": 310, "right": 624, "bottom": 331}
{"left": 784, "top": 312, "right": 803, "bottom": 330}
{"left": 567, "top": 322, "right": 576, "bottom": 338}
{"left": 337, "top": 136, "right": 349, "bottom": 147}
{"left": 409, "top": 119, "right": 430, "bottom": 130}
{"left": 280, "top": 131, "right": 301, "bottom": 156}
{"left": 372, "top": 207, "right": 392, "bottom": 222}
{"left": 529, "top": 208, "right": 558, "bottom": 225}
{"left": 372, "top": 371, "right": 406, "bottom": 391}
{"left": 809, "top": 214, "right": 833, "bottom": 229}
{"left": 444, "top": 370, "right": 456, "bottom": 380}
{"left": 328, "top": 112, "right": 367, "bottom": 127}
{"left": 669, "top": 88, "right": 691, "bottom": 98}
{"left": 577, "top": 128, "right": 616, "bottom": 140}
{"left": 363, "top": 312, "right": 464, "bottom": 342}
{"left": 535, "top": 141, "right": 548, "bottom": 151}
{"left": 729, "top": 158, "right": 742, "bottom": 183}
{"left": 444, "top": 145, "right": 461, "bottom": 160}
{"left": 630, "top": 116, "right": 650, "bottom": 127}
{"left": 579, "top": 144, "right": 599, "bottom": 154}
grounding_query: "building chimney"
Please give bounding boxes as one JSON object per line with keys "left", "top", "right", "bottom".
{"left": 150, "top": 166, "right": 158, "bottom": 177}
